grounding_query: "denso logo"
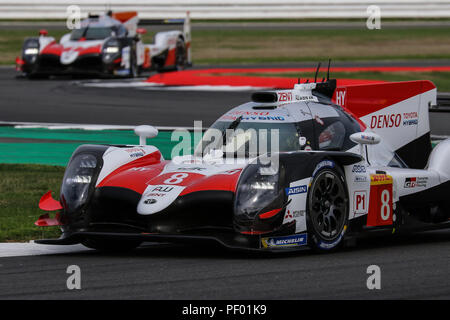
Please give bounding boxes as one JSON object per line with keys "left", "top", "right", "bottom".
{"left": 370, "top": 114, "right": 402, "bottom": 129}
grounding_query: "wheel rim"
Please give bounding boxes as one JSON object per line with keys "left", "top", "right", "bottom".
{"left": 309, "top": 170, "right": 347, "bottom": 240}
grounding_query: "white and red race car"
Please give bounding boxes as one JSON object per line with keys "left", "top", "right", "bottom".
{"left": 16, "top": 11, "right": 191, "bottom": 78}
{"left": 35, "top": 73, "right": 450, "bottom": 252}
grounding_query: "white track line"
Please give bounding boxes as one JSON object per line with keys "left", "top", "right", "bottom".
{"left": 0, "top": 242, "right": 91, "bottom": 258}
{"left": 77, "top": 79, "right": 268, "bottom": 91}
{"left": 0, "top": 121, "right": 194, "bottom": 131}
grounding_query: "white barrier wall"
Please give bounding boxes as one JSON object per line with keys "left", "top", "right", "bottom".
{"left": 1, "top": 0, "right": 450, "bottom": 19}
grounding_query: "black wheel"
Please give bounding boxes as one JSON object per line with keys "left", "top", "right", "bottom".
{"left": 174, "top": 37, "right": 187, "bottom": 71}
{"left": 306, "top": 161, "right": 349, "bottom": 252}
{"left": 82, "top": 238, "right": 142, "bottom": 253}
{"left": 128, "top": 46, "right": 138, "bottom": 78}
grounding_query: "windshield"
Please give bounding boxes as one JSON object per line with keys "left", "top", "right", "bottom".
{"left": 70, "top": 27, "right": 115, "bottom": 40}
{"left": 194, "top": 120, "right": 301, "bottom": 158}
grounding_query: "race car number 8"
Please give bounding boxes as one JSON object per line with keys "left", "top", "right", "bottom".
{"left": 381, "top": 189, "right": 390, "bottom": 221}
{"left": 164, "top": 173, "right": 189, "bottom": 184}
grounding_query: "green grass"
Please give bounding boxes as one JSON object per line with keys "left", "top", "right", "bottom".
{"left": 0, "top": 164, "right": 64, "bottom": 242}
{"left": 3, "top": 27, "right": 450, "bottom": 65}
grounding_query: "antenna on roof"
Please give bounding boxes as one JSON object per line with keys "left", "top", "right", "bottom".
{"left": 327, "top": 59, "right": 331, "bottom": 81}
{"left": 314, "top": 62, "right": 321, "bottom": 83}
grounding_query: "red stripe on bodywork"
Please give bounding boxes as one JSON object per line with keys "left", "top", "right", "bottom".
{"left": 179, "top": 170, "right": 242, "bottom": 196}
{"left": 77, "top": 44, "right": 102, "bottom": 55}
{"left": 97, "top": 151, "right": 165, "bottom": 194}
{"left": 40, "top": 41, "right": 62, "bottom": 56}
{"left": 258, "top": 208, "right": 281, "bottom": 219}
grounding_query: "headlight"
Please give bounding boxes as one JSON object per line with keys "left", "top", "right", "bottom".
{"left": 61, "top": 154, "right": 98, "bottom": 213}
{"left": 104, "top": 46, "right": 119, "bottom": 54}
{"left": 24, "top": 48, "right": 39, "bottom": 55}
{"left": 234, "top": 162, "right": 284, "bottom": 222}
{"left": 102, "top": 39, "right": 121, "bottom": 63}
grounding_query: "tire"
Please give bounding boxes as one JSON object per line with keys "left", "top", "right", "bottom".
{"left": 82, "top": 238, "right": 142, "bottom": 253}
{"left": 306, "top": 160, "right": 349, "bottom": 252}
{"left": 174, "top": 37, "right": 187, "bottom": 71}
{"left": 128, "top": 46, "right": 138, "bottom": 78}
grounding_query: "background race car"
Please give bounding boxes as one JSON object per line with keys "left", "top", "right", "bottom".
{"left": 15, "top": 11, "right": 192, "bottom": 78}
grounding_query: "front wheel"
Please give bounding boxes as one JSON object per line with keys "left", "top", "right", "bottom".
{"left": 306, "top": 161, "right": 349, "bottom": 252}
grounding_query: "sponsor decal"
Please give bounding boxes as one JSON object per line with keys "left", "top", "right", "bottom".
{"left": 176, "top": 167, "right": 206, "bottom": 171}
{"left": 354, "top": 191, "right": 367, "bottom": 214}
{"left": 370, "top": 112, "right": 419, "bottom": 129}
{"left": 220, "top": 115, "right": 286, "bottom": 121}
{"left": 261, "top": 234, "right": 308, "bottom": 248}
{"left": 295, "top": 95, "right": 317, "bottom": 102}
{"left": 151, "top": 186, "right": 174, "bottom": 193}
{"left": 284, "top": 210, "right": 305, "bottom": 219}
{"left": 370, "top": 174, "right": 393, "bottom": 185}
{"left": 143, "top": 198, "right": 157, "bottom": 204}
{"left": 403, "top": 112, "right": 419, "bottom": 126}
{"left": 317, "top": 225, "right": 347, "bottom": 250}
{"left": 312, "top": 160, "right": 335, "bottom": 177}
{"left": 404, "top": 177, "right": 427, "bottom": 188}
{"left": 229, "top": 111, "right": 270, "bottom": 116}
{"left": 285, "top": 185, "right": 307, "bottom": 196}
{"left": 354, "top": 175, "right": 368, "bottom": 183}
{"left": 370, "top": 114, "right": 402, "bottom": 129}
{"left": 335, "top": 88, "right": 346, "bottom": 107}
{"left": 352, "top": 164, "right": 366, "bottom": 173}
{"left": 278, "top": 92, "right": 292, "bottom": 102}
{"left": 144, "top": 193, "right": 166, "bottom": 197}
{"left": 129, "top": 167, "right": 151, "bottom": 172}
{"left": 124, "top": 147, "right": 146, "bottom": 158}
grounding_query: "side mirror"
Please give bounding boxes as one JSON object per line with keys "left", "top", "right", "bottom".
{"left": 39, "top": 29, "right": 48, "bottom": 36}
{"left": 350, "top": 132, "right": 381, "bottom": 145}
{"left": 350, "top": 132, "right": 381, "bottom": 164}
{"left": 136, "top": 28, "right": 147, "bottom": 35}
{"left": 134, "top": 125, "right": 158, "bottom": 145}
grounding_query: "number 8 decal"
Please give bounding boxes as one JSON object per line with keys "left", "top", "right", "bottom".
{"left": 164, "top": 173, "right": 189, "bottom": 185}
{"left": 380, "top": 189, "right": 390, "bottom": 221}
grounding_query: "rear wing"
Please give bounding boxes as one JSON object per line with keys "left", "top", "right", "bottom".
{"left": 332, "top": 80, "right": 437, "bottom": 168}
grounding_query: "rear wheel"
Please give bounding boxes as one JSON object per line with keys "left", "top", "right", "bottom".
{"left": 128, "top": 45, "right": 138, "bottom": 78}
{"left": 174, "top": 37, "right": 187, "bottom": 70}
{"left": 306, "top": 161, "right": 349, "bottom": 252}
{"left": 82, "top": 238, "right": 142, "bottom": 253}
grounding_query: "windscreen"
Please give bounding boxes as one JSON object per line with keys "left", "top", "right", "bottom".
{"left": 70, "top": 27, "right": 114, "bottom": 40}
{"left": 194, "top": 120, "right": 301, "bottom": 158}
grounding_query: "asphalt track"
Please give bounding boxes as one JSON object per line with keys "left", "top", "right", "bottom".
{"left": 0, "top": 231, "right": 449, "bottom": 299}
{"left": 2, "top": 65, "right": 450, "bottom": 132}
{"left": 1, "top": 65, "right": 450, "bottom": 299}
